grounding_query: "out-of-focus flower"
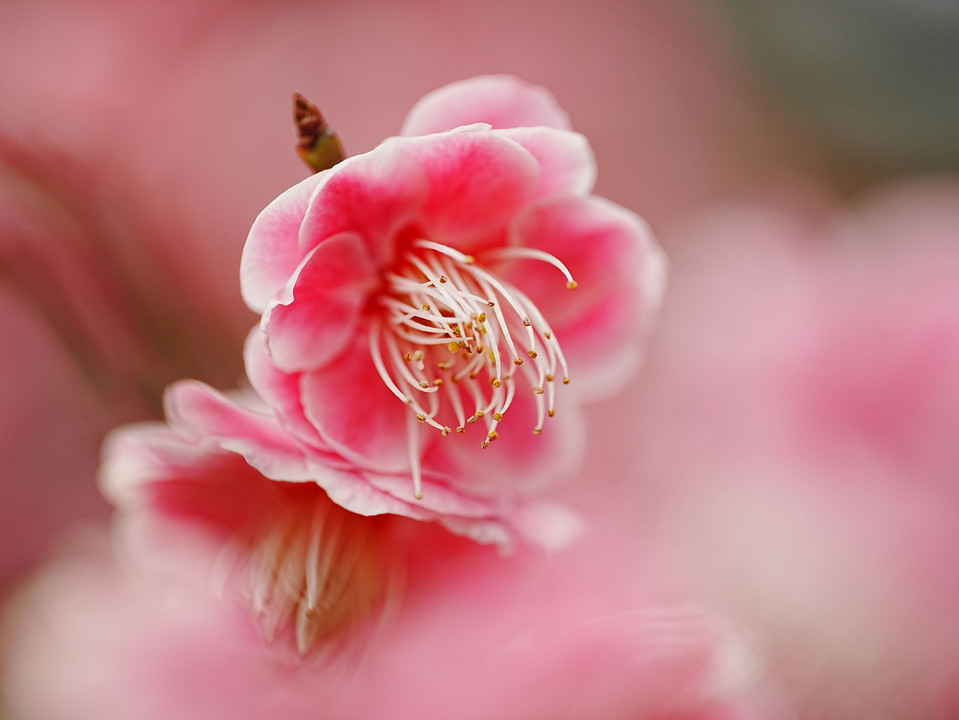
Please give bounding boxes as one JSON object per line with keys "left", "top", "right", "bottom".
{"left": 100, "top": 379, "right": 561, "bottom": 651}
{"left": 628, "top": 180, "right": 959, "bottom": 718}
{"left": 241, "top": 76, "right": 665, "bottom": 539}
{"left": 1, "top": 520, "right": 782, "bottom": 720}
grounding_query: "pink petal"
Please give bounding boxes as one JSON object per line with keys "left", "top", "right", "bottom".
{"left": 163, "top": 381, "right": 315, "bottom": 483}
{"left": 496, "top": 127, "right": 596, "bottom": 198}
{"left": 401, "top": 126, "right": 540, "bottom": 249}
{"left": 298, "top": 141, "right": 429, "bottom": 263}
{"left": 263, "top": 233, "right": 378, "bottom": 373}
{"left": 299, "top": 334, "right": 413, "bottom": 474}
{"left": 505, "top": 196, "right": 666, "bottom": 396}
{"left": 240, "top": 171, "right": 326, "bottom": 313}
{"left": 401, "top": 75, "right": 572, "bottom": 136}
{"left": 243, "top": 327, "right": 325, "bottom": 450}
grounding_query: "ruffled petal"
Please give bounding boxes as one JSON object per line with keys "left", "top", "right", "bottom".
{"left": 401, "top": 75, "right": 572, "bottom": 136}
{"left": 163, "top": 380, "right": 316, "bottom": 482}
{"left": 240, "top": 171, "right": 327, "bottom": 312}
{"left": 263, "top": 233, "right": 378, "bottom": 373}
{"left": 401, "top": 126, "right": 540, "bottom": 249}
{"left": 504, "top": 196, "right": 666, "bottom": 397}
{"left": 496, "top": 127, "right": 596, "bottom": 198}
{"left": 243, "top": 327, "right": 326, "bottom": 450}
{"left": 298, "top": 140, "right": 429, "bottom": 263}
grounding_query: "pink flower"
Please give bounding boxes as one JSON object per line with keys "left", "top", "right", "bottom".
{"left": 100, "top": 378, "right": 580, "bottom": 649}
{"left": 240, "top": 76, "right": 665, "bottom": 519}
{"left": 99, "top": 380, "right": 403, "bottom": 652}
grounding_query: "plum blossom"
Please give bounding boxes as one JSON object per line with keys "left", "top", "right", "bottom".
{"left": 241, "top": 75, "right": 665, "bottom": 516}
{"left": 99, "top": 380, "right": 400, "bottom": 652}
{"left": 99, "top": 378, "right": 580, "bottom": 650}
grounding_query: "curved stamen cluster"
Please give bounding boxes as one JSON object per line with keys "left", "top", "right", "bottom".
{"left": 214, "top": 491, "right": 388, "bottom": 654}
{"left": 369, "top": 239, "right": 575, "bottom": 498}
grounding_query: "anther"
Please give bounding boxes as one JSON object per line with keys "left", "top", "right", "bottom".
{"left": 439, "top": 275, "right": 448, "bottom": 283}
{"left": 493, "top": 412, "right": 504, "bottom": 421}
{"left": 487, "top": 431, "right": 499, "bottom": 442}
{"left": 533, "top": 428, "right": 543, "bottom": 435}
{"left": 548, "top": 409, "right": 555, "bottom": 418}
{"left": 404, "top": 352, "right": 413, "bottom": 362}
{"left": 456, "top": 426, "right": 466, "bottom": 433}
{"left": 546, "top": 374, "right": 554, "bottom": 382}
{"left": 465, "top": 255, "right": 475, "bottom": 265}
{"left": 513, "top": 357, "right": 524, "bottom": 366}
{"left": 491, "top": 378, "right": 502, "bottom": 388}
{"left": 433, "top": 378, "right": 444, "bottom": 387}
{"left": 566, "top": 280, "right": 578, "bottom": 290}
{"left": 422, "top": 303, "right": 431, "bottom": 310}
{"left": 419, "top": 381, "right": 429, "bottom": 389}
{"left": 533, "top": 387, "right": 544, "bottom": 395}
{"left": 563, "top": 377, "right": 571, "bottom": 385}
{"left": 523, "top": 317, "right": 531, "bottom": 327}
{"left": 527, "top": 350, "right": 538, "bottom": 359}
{"left": 544, "top": 331, "right": 552, "bottom": 339}
{"left": 416, "top": 414, "right": 427, "bottom": 423}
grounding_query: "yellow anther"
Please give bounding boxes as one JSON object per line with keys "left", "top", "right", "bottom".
{"left": 456, "top": 426, "right": 466, "bottom": 434}
{"left": 419, "top": 381, "right": 429, "bottom": 389}
{"left": 527, "top": 350, "right": 538, "bottom": 359}
{"left": 478, "top": 313, "right": 487, "bottom": 323}
{"left": 533, "top": 387, "right": 544, "bottom": 395}
{"left": 544, "top": 331, "right": 552, "bottom": 339}
{"left": 413, "top": 350, "right": 424, "bottom": 361}
{"left": 487, "top": 431, "right": 499, "bottom": 441}
{"left": 548, "top": 409, "right": 555, "bottom": 418}
{"left": 513, "top": 357, "right": 524, "bottom": 366}
{"left": 475, "top": 410, "right": 485, "bottom": 418}
{"left": 448, "top": 341, "right": 460, "bottom": 353}
{"left": 422, "top": 303, "right": 431, "bottom": 310}
{"left": 491, "top": 378, "right": 502, "bottom": 388}
{"left": 493, "top": 412, "right": 504, "bottom": 421}
{"left": 416, "top": 413, "right": 427, "bottom": 423}
{"left": 433, "top": 378, "right": 444, "bottom": 387}
{"left": 546, "top": 374, "right": 554, "bottom": 382}
{"left": 566, "top": 280, "right": 578, "bottom": 290}
{"left": 465, "top": 255, "right": 475, "bottom": 265}
{"left": 533, "top": 428, "right": 543, "bottom": 435}
{"left": 562, "top": 377, "right": 571, "bottom": 385}
{"left": 523, "top": 317, "right": 531, "bottom": 327}
{"left": 404, "top": 352, "right": 413, "bottom": 362}
{"left": 439, "top": 275, "right": 448, "bottom": 283}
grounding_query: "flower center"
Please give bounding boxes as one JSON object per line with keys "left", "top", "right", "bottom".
{"left": 369, "top": 238, "right": 576, "bottom": 498}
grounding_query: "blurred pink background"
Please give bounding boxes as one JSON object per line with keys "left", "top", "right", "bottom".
{"left": 2, "top": 1, "right": 957, "bottom": 717}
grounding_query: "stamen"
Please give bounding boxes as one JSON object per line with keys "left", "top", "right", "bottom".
{"left": 374, "top": 238, "right": 575, "bottom": 471}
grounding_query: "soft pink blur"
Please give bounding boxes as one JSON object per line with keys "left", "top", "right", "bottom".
{"left": 1, "top": 520, "right": 784, "bottom": 720}
{"left": 618, "top": 181, "right": 959, "bottom": 718}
